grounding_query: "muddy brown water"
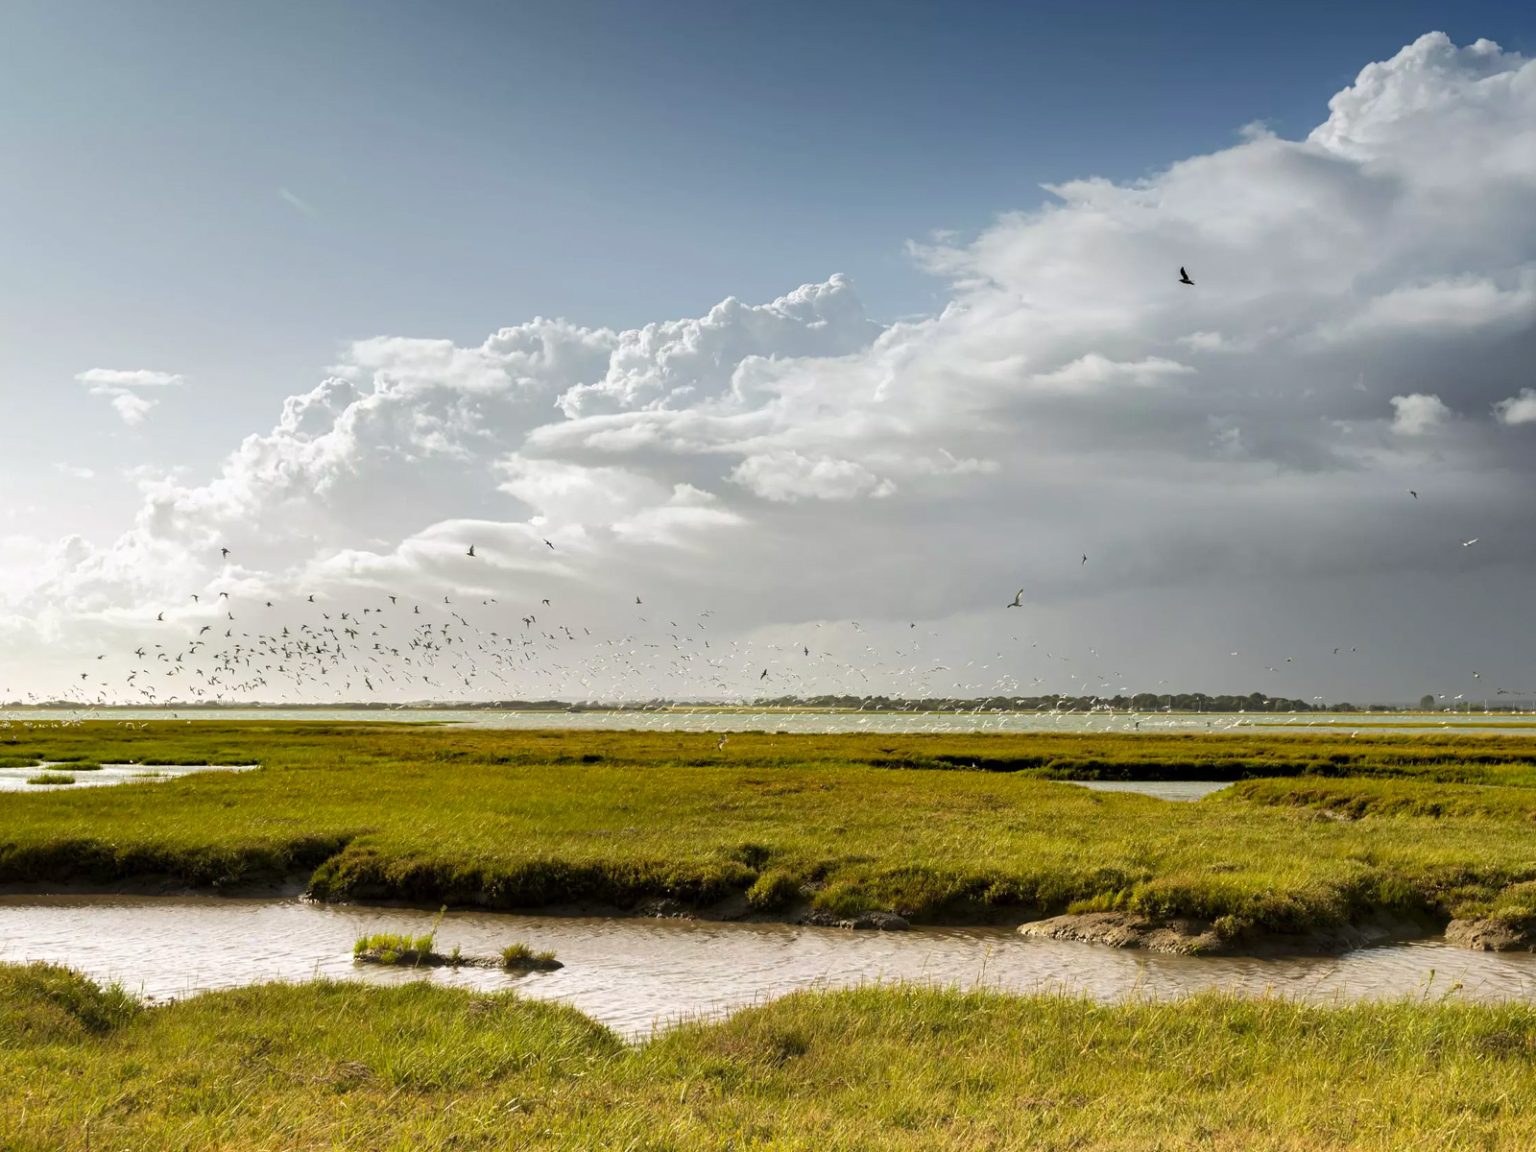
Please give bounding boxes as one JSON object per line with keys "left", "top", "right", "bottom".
{"left": 3, "top": 895, "right": 1535, "bottom": 1039}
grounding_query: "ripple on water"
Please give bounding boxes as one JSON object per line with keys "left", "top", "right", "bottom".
{"left": 2, "top": 896, "right": 1535, "bottom": 1038}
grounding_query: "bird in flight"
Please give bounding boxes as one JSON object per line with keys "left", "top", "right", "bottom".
{"left": 466, "top": 545, "right": 476, "bottom": 557}
{"left": 1178, "top": 266, "right": 1194, "bottom": 286}
{"left": 220, "top": 547, "right": 230, "bottom": 559}
{"left": 544, "top": 539, "right": 555, "bottom": 550}
{"left": 1081, "top": 554, "right": 1088, "bottom": 566}
{"left": 1462, "top": 538, "right": 1479, "bottom": 547}
{"left": 1007, "top": 589, "right": 1024, "bottom": 609}
{"left": 635, "top": 596, "right": 643, "bottom": 605}
{"left": 1409, "top": 490, "right": 1418, "bottom": 499}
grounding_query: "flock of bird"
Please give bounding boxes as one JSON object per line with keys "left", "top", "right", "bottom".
{"left": 4, "top": 266, "right": 1525, "bottom": 723}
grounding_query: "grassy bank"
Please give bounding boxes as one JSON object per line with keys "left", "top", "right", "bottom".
{"left": 3, "top": 963, "right": 1535, "bottom": 1150}
{"left": 4, "top": 724, "right": 1536, "bottom": 940}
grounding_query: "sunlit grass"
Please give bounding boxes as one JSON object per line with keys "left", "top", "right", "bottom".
{"left": 25, "top": 772, "right": 75, "bottom": 786}
{"left": 3, "top": 723, "right": 1536, "bottom": 937}
{"left": 4, "top": 963, "right": 1536, "bottom": 1149}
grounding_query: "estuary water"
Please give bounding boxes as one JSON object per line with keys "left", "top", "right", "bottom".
{"left": 5, "top": 707, "right": 1536, "bottom": 736}
{"left": 2, "top": 895, "right": 1533, "bottom": 1039}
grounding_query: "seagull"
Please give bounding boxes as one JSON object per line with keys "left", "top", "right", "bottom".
{"left": 1006, "top": 589, "right": 1024, "bottom": 609}
{"left": 760, "top": 669, "right": 768, "bottom": 680}
{"left": 466, "top": 545, "right": 476, "bottom": 557}
{"left": 1461, "top": 538, "right": 1479, "bottom": 547}
{"left": 1081, "top": 554, "right": 1088, "bottom": 566}
{"left": 190, "top": 594, "right": 199, "bottom": 603}
{"left": 716, "top": 734, "right": 728, "bottom": 751}
{"left": 156, "top": 613, "right": 164, "bottom": 622}
{"left": 635, "top": 596, "right": 643, "bottom": 605}
{"left": 1409, "top": 490, "right": 1418, "bottom": 499}
{"left": 220, "top": 547, "right": 230, "bottom": 559}
{"left": 541, "top": 598, "right": 550, "bottom": 606}
{"left": 1178, "top": 266, "right": 1194, "bottom": 286}
{"left": 544, "top": 539, "right": 555, "bottom": 550}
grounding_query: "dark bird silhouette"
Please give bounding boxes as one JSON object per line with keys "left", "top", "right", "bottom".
{"left": 544, "top": 539, "right": 555, "bottom": 550}
{"left": 760, "top": 669, "right": 768, "bottom": 680}
{"left": 1081, "top": 554, "right": 1088, "bottom": 566}
{"left": 466, "top": 545, "right": 476, "bottom": 557}
{"left": 541, "top": 598, "right": 550, "bottom": 606}
{"left": 1178, "top": 266, "right": 1194, "bottom": 286}
{"left": 155, "top": 613, "right": 164, "bottom": 622}
{"left": 635, "top": 596, "right": 643, "bottom": 605}
{"left": 1007, "top": 588, "right": 1024, "bottom": 608}
{"left": 220, "top": 547, "right": 230, "bottom": 558}
{"left": 1409, "top": 490, "right": 1418, "bottom": 499}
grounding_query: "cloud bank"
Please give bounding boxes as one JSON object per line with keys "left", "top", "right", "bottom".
{"left": 11, "top": 32, "right": 1536, "bottom": 703}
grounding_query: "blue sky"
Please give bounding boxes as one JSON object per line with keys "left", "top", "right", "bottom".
{"left": 3, "top": 6, "right": 1535, "bottom": 702}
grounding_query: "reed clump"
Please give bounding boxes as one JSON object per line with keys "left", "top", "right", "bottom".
{"left": 500, "top": 942, "right": 561, "bottom": 971}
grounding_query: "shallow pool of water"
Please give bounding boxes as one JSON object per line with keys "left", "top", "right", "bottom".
{"left": 2, "top": 896, "right": 1533, "bottom": 1038}
{"left": 1062, "top": 779, "right": 1230, "bottom": 801}
{"left": 0, "top": 762, "right": 254, "bottom": 793}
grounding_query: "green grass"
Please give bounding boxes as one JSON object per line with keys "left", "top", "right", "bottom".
{"left": 500, "top": 942, "right": 561, "bottom": 970}
{"left": 353, "top": 931, "right": 440, "bottom": 965}
{"left": 4, "top": 963, "right": 1536, "bottom": 1149}
{"left": 25, "top": 772, "right": 76, "bottom": 786}
{"left": 4, "top": 723, "right": 1536, "bottom": 938}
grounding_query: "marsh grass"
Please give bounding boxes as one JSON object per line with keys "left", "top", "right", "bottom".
{"left": 25, "top": 772, "right": 76, "bottom": 786}
{"left": 500, "top": 942, "right": 561, "bottom": 970}
{"left": 5, "top": 723, "right": 1536, "bottom": 937}
{"left": 4, "top": 963, "right": 1536, "bottom": 1149}
{"left": 355, "top": 907, "right": 447, "bottom": 966}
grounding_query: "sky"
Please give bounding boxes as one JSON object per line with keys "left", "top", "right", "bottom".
{"left": 2, "top": 3, "right": 1535, "bottom": 706}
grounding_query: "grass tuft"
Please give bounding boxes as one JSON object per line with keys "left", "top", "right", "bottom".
{"left": 25, "top": 772, "right": 76, "bottom": 786}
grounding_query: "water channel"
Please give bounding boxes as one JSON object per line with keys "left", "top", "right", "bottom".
{"left": 4, "top": 895, "right": 1534, "bottom": 1039}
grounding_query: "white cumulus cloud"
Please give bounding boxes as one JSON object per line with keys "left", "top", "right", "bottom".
{"left": 1389, "top": 393, "right": 1451, "bottom": 435}
{"left": 1494, "top": 388, "right": 1536, "bottom": 425}
{"left": 11, "top": 32, "right": 1536, "bottom": 702}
